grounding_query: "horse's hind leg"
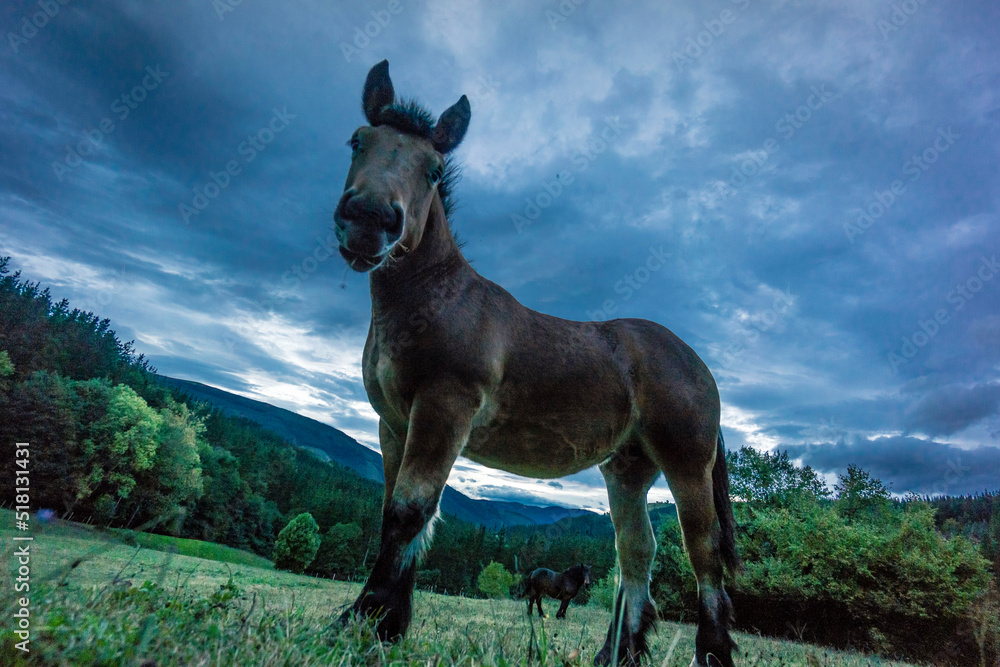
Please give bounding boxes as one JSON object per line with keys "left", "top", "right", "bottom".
{"left": 594, "top": 444, "right": 661, "bottom": 666}
{"left": 661, "top": 453, "right": 735, "bottom": 667}
{"left": 536, "top": 595, "right": 545, "bottom": 618}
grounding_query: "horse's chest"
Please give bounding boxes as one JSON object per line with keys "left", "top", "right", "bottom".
{"left": 362, "top": 331, "right": 415, "bottom": 427}
{"left": 363, "top": 351, "right": 411, "bottom": 425}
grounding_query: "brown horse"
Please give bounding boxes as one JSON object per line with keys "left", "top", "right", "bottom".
{"left": 524, "top": 564, "right": 592, "bottom": 619}
{"left": 333, "top": 60, "right": 739, "bottom": 667}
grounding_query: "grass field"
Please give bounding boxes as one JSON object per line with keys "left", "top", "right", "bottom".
{"left": 0, "top": 513, "right": 920, "bottom": 666}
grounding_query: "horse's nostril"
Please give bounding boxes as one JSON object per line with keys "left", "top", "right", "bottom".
{"left": 337, "top": 190, "right": 355, "bottom": 213}
{"left": 388, "top": 202, "right": 405, "bottom": 238}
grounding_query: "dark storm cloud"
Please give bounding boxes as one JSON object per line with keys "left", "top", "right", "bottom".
{"left": 3, "top": 0, "right": 999, "bottom": 507}
{"left": 903, "top": 382, "right": 1000, "bottom": 437}
{"left": 786, "top": 437, "right": 1000, "bottom": 497}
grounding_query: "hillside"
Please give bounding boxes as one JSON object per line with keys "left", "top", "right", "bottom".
{"left": 0, "top": 509, "right": 922, "bottom": 667}
{"left": 161, "top": 376, "right": 595, "bottom": 528}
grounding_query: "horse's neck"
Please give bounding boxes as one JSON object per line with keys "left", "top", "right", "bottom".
{"left": 369, "top": 195, "right": 471, "bottom": 315}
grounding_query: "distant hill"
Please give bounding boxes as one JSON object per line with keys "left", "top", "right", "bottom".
{"left": 507, "top": 501, "right": 678, "bottom": 541}
{"left": 160, "top": 376, "right": 385, "bottom": 481}
{"left": 161, "top": 376, "right": 595, "bottom": 528}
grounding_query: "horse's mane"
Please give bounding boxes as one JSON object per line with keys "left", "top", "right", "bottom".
{"left": 375, "top": 98, "right": 461, "bottom": 218}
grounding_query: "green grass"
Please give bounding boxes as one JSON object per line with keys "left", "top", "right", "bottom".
{"left": 0, "top": 513, "right": 921, "bottom": 666}
{"left": 107, "top": 527, "right": 274, "bottom": 570}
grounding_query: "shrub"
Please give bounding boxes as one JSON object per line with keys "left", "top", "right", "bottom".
{"left": 733, "top": 497, "right": 991, "bottom": 662}
{"left": 650, "top": 519, "right": 697, "bottom": 621}
{"left": 309, "top": 522, "right": 365, "bottom": 579}
{"left": 588, "top": 566, "right": 619, "bottom": 611}
{"left": 273, "top": 512, "right": 321, "bottom": 574}
{"left": 651, "top": 477, "right": 993, "bottom": 664}
{"left": 477, "top": 561, "right": 514, "bottom": 599}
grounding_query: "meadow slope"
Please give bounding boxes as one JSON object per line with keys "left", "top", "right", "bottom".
{"left": 0, "top": 515, "right": 919, "bottom": 666}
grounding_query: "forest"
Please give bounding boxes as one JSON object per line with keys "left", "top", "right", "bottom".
{"left": 0, "top": 256, "right": 997, "bottom": 665}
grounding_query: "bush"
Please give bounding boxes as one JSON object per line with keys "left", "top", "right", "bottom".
{"left": 309, "top": 522, "right": 365, "bottom": 579}
{"left": 650, "top": 519, "right": 697, "bottom": 621}
{"left": 733, "top": 497, "right": 991, "bottom": 662}
{"left": 588, "top": 566, "right": 619, "bottom": 611}
{"left": 651, "top": 462, "right": 994, "bottom": 665}
{"left": 477, "top": 561, "right": 514, "bottom": 599}
{"left": 273, "top": 512, "right": 321, "bottom": 574}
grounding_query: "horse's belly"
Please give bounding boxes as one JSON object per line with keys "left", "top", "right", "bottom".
{"left": 462, "top": 407, "right": 630, "bottom": 478}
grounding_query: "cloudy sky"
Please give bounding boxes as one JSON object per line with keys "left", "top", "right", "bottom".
{"left": 2, "top": 0, "right": 998, "bottom": 510}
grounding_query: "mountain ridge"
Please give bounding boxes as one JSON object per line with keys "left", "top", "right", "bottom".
{"left": 159, "top": 376, "right": 595, "bottom": 528}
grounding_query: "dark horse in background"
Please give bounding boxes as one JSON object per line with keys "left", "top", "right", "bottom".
{"left": 333, "top": 60, "right": 739, "bottom": 666}
{"left": 524, "top": 564, "right": 592, "bottom": 619}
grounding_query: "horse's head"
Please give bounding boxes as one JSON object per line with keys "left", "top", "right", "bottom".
{"left": 570, "top": 563, "right": 592, "bottom": 587}
{"left": 334, "top": 60, "right": 470, "bottom": 272}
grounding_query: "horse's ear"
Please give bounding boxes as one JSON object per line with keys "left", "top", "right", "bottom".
{"left": 362, "top": 60, "right": 395, "bottom": 126}
{"left": 431, "top": 95, "right": 471, "bottom": 154}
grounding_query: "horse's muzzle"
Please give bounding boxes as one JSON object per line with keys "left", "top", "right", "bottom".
{"left": 338, "top": 245, "right": 383, "bottom": 272}
{"left": 333, "top": 191, "right": 405, "bottom": 272}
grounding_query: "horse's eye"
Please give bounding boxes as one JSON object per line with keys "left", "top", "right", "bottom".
{"left": 349, "top": 137, "right": 360, "bottom": 152}
{"left": 430, "top": 166, "right": 444, "bottom": 185}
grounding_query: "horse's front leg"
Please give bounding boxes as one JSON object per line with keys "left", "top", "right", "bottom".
{"left": 556, "top": 598, "right": 571, "bottom": 619}
{"left": 340, "top": 389, "right": 477, "bottom": 641}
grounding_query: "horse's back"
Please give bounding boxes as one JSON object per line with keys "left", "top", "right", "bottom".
{"left": 463, "top": 276, "right": 720, "bottom": 475}
{"left": 525, "top": 567, "right": 552, "bottom": 597}
{"left": 528, "top": 567, "right": 555, "bottom": 581}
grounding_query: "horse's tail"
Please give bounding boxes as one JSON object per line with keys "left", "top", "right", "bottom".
{"left": 713, "top": 429, "right": 741, "bottom": 575}
{"left": 514, "top": 574, "right": 531, "bottom": 599}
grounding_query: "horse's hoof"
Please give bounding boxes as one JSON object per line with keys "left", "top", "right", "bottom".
{"left": 339, "top": 591, "right": 411, "bottom": 642}
{"left": 692, "top": 651, "right": 735, "bottom": 667}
